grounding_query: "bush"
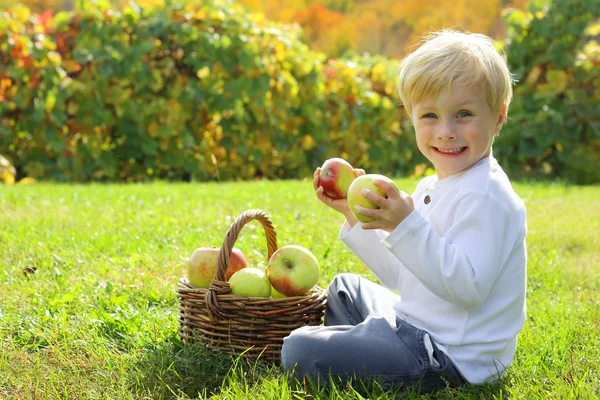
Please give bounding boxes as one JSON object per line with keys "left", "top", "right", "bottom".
{"left": 497, "top": 0, "right": 600, "bottom": 184}
{"left": 1, "top": 0, "right": 598, "bottom": 183}
{"left": 0, "top": 0, "right": 418, "bottom": 182}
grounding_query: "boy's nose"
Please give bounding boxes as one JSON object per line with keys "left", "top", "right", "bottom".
{"left": 437, "top": 123, "right": 457, "bottom": 140}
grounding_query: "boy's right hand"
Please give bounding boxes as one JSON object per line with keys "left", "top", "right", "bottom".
{"left": 313, "top": 167, "right": 365, "bottom": 216}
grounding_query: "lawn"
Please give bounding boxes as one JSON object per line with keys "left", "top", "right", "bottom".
{"left": 1, "top": 178, "right": 599, "bottom": 399}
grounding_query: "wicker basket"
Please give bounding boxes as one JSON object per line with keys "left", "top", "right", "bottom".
{"left": 177, "top": 209, "right": 327, "bottom": 361}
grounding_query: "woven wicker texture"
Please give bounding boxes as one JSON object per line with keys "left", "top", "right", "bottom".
{"left": 178, "top": 209, "right": 327, "bottom": 360}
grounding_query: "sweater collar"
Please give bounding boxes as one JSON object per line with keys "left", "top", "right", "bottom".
{"left": 427, "top": 155, "right": 493, "bottom": 192}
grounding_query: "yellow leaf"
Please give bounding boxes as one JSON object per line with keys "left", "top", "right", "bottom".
{"left": 384, "top": 83, "right": 394, "bottom": 95}
{"left": 45, "top": 91, "right": 57, "bottom": 112}
{"left": 584, "top": 22, "right": 600, "bottom": 36}
{"left": 525, "top": 65, "right": 542, "bottom": 85}
{"left": 542, "top": 162, "right": 552, "bottom": 175}
{"left": 0, "top": 155, "right": 16, "bottom": 184}
{"left": 275, "top": 41, "right": 286, "bottom": 62}
{"left": 151, "top": 69, "right": 164, "bottom": 92}
{"left": 382, "top": 97, "right": 393, "bottom": 109}
{"left": 67, "top": 101, "right": 79, "bottom": 115}
{"left": 47, "top": 51, "right": 62, "bottom": 65}
{"left": 211, "top": 9, "right": 226, "bottom": 21}
{"left": 194, "top": 9, "right": 207, "bottom": 20}
{"left": 196, "top": 66, "right": 210, "bottom": 79}
{"left": 371, "top": 62, "right": 386, "bottom": 78}
{"left": 12, "top": 5, "right": 31, "bottom": 23}
{"left": 546, "top": 69, "right": 568, "bottom": 93}
{"left": 556, "top": 142, "right": 564, "bottom": 152}
{"left": 0, "top": 171, "right": 15, "bottom": 184}
{"left": 16, "top": 177, "right": 36, "bottom": 185}
{"left": 301, "top": 135, "right": 316, "bottom": 151}
{"left": 410, "top": 163, "right": 426, "bottom": 179}
{"left": 148, "top": 121, "right": 160, "bottom": 138}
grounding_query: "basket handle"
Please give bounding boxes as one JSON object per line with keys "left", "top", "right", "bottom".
{"left": 206, "top": 209, "right": 278, "bottom": 322}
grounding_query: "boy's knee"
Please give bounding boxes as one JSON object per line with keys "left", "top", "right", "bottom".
{"left": 328, "top": 273, "right": 358, "bottom": 295}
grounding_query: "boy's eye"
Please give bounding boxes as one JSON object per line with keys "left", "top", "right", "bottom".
{"left": 457, "top": 111, "right": 471, "bottom": 118}
{"left": 422, "top": 113, "right": 437, "bottom": 119}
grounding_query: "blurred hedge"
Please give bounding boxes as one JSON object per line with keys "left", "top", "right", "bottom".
{"left": 0, "top": 0, "right": 598, "bottom": 183}
{"left": 0, "top": 0, "right": 420, "bottom": 182}
{"left": 497, "top": 0, "right": 600, "bottom": 184}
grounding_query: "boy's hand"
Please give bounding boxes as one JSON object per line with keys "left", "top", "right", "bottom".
{"left": 354, "top": 178, "right": 415, "bottom": 233}
{"left": 313, "top": 167, "right": 365, "bottom": 216}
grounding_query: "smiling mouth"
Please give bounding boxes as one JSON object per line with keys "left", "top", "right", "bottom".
{"left": 433, "top": 146, "right": 467, "bottom": 155}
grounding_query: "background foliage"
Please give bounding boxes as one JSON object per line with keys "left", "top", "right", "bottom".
{"left": 237, "top": 0, "right": 529, "bottom": 58}
{"left": 497, "top": 0, "right": 600, "bottom": 184}
{"left": 0, "top": 0, "right": 417, "bottom": 182}
{"left": 0, "top": 0, "right": 529, "bottom": 58}
{"left": 0, "top": 0, "right": 599, "bottom": 183}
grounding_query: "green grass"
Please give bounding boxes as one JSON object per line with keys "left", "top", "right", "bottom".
{"left": 1, "top": 179, "right": 599, "bottom": 399}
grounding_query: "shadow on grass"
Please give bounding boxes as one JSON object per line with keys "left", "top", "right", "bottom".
{"left": 129, "top": 333, "right": 283, "bottom": 399}
{"left": 128, "top": 333, "right": 511, "bottom": 399}
{"left": 289, "top": 372, "right": 511, "bottom": 400}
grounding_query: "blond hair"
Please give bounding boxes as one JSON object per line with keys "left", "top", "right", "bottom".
{"left": 397, "top": 30, "right": 514, "bottom": 116}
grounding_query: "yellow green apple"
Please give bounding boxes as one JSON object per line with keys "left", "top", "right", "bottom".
{"left": 267, "top": 245, "right": 320, "bottom": 297}
{"left": 187, "top": 247, "right": 248, "bottom": 288}
{"left": 347, "top": 174, "right": 400, "bottom": 222}
{"left": 228, "top": 267, "right": 272, "bottom": 297}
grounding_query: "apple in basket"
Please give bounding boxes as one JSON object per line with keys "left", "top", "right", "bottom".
{"left": 270, "top": 285, "right": 287, "bottom": 298}
{"left": 187, "top": 247, "right": 248, "bottom": 289}
{"left": 228, "top": 267, "right": 272, "bottom": 297}
{"left": 319, "top": 157, "right": 356, "bottom": 199}
{"left": 267, "top": 245, "right": 320, "bottom": 297}
{"left": 347, "top": 174, "right": 399, "bottom": 223}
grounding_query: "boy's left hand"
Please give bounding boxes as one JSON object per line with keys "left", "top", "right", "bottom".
{"left": 355, "top": 179, "right": 415, "bottom": 233}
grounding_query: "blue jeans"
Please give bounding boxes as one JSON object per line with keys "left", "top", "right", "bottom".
{"left": 281, "top": 273, "right": 466, "bottom": 393}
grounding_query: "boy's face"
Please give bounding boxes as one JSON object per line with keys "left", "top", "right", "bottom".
{"left": 410, "top": 84, "right": 506, "bottom": 180}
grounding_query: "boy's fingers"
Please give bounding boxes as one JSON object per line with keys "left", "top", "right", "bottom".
{"left": 316, "top": 186, "right": 330, "bottom": 204}
{"left": 313, "top": 168, "right": 321, "bottom": 190}
{"left": 354, "top": 204, "right": 375, "bottom": 218}
{"left": 373, "top": 179, "right": 399, "bottom": 199}
{"left": 354, "top": 168, "right": 366, "bottom": 177}
{"left": 361, "top": 188, "right": 385, "bottom": 206}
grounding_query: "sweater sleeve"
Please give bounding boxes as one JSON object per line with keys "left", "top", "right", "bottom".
{"left": 339, "top": 222, "right": 404, "bottom": 290}
{"left": 382, "top": 194, "right": 520, "bottom": 311}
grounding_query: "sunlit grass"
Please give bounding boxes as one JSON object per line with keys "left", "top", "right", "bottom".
{"left": 1, "top": 179, "right": 599, "bottom": 399}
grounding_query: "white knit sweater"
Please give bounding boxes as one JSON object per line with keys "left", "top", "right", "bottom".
{"left": 339, "top": 156, "right": 527, "bottom": 384}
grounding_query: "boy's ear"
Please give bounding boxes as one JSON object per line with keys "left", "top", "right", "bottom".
{"left": 494, "top": 105, "right": 508, "bottom": 136}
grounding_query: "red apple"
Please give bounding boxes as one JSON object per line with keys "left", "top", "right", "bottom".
{"left": 187, "top": 247, "right": 248, "bottom": 289}
{"left": 347, "top": 174, "right": 399, "bottom": 223}
{"left": 319, "top": 157, "right": 356, "bottom": 199}
{"left": 267, "top": 245, "right": 320, "bottom": 297}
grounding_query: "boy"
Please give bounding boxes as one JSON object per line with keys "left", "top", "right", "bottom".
{"left": 281, "top": 30, "right": 527, "bottom": 392}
